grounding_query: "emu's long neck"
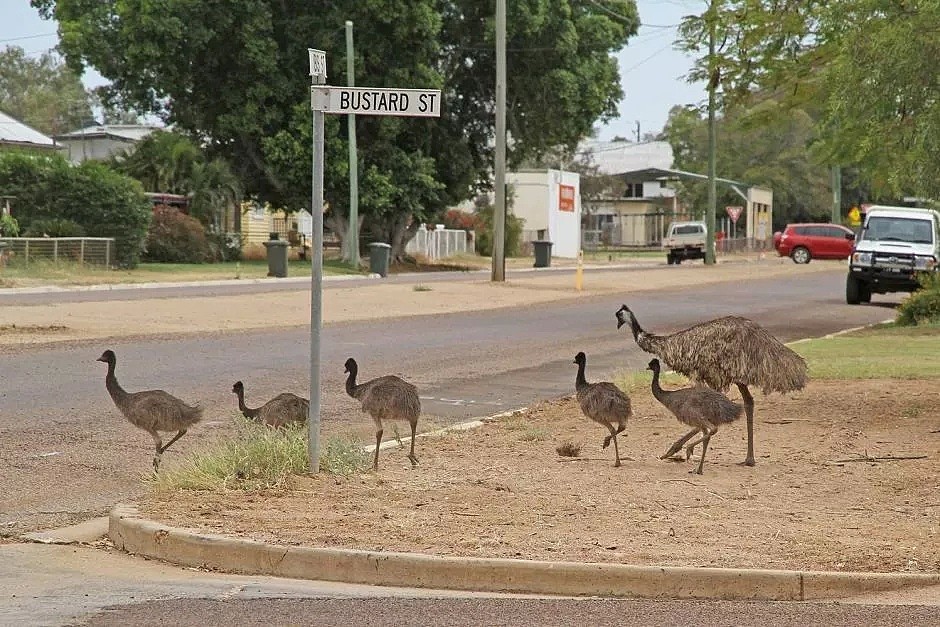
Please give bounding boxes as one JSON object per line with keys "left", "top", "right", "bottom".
{"left": 649, "top": 365, "right": 667, "bottom": 404}
{"left": 104, "top": 361, "right": 128, "bottom": 405}
{"left": 235, "top": 388, "right": 258, "bottom": 418}
{"left": 345, "top": 366, "right": 360, "bottom": 398}
{"left": 575, "top": 360, "right": 588, "bottom": 392}
{"left": 630, "top": 312, "right": 661, "bottom": 354}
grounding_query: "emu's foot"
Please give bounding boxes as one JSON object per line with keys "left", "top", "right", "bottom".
{"left": 738, "top": 457, "right": 756, "bottom": 467}
{"left": 152, "top": 455, "right": 162, "bottom": 473}
{"left": 602, "top": 435, "right": 612, "bottom": 449}
{"left": 660, "top": 452, "right": 685, "bottom": 462}
{"left": 689, "top": 467, "right": 704, "bottom": 475}
{"left": 613, "top": 459, "right": 621, "bottom": 468}
{"left": 685, "top": 445, "right": 696, "bottom": 461}
{"left": 407, "top": 454, "right": 419, "bottom": 467}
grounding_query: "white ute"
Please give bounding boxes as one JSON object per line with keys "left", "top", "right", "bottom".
{"left": 846, "top": 205, "right": 940, "bottom": 304}
{"left": 662, "top": 221, "right": 707, "bottom": 265}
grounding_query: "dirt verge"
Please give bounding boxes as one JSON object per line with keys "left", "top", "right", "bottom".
{"left": 141, "top": 378, "right": 940, "bottom": 574}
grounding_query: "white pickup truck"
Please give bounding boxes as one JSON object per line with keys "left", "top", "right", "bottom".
{"left": 846, "top": 205, "right": 940, "bottom": 304}
{"left": 662, "top": 221, "right": 707, "bottom": 265}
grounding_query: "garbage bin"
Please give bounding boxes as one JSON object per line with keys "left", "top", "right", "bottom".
{"left": 532, "top": 240, "right": 553, "bottom": 268}
{"left": 263, "top": 236, "right": 290, "bottom": 278}
{"left": 368, "top": 242, "right": 392, "bottom": 277}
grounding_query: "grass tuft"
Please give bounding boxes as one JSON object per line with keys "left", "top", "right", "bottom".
{"left": 555, "top": 441, "right": 581, "bottom": 457}
{"left": 412, "top": 284, "right": 433, "bottom": 292}
{"left": 150, "top": 417, "right": 368, "bottom": 492}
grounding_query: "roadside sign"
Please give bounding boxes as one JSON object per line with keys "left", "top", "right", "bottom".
{"left": 725, "top": 206, "right": 743, "bottom": 223}
{"left": 311, "top": 86, "right": 441, "bottom": 117}
{"left": 559, "top": 184, "right": 575, "bottom": 212}
{"left": 308, "top": 49, "right": 327, "bottom": 78}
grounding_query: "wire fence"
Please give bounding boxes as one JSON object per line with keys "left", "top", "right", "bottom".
{"left": 0, "top": 237, "right": 116, "bottom": 267}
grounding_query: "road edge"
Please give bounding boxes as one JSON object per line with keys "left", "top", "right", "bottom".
{"left": 108, "top": 504, "right": 939, "bottom": 601}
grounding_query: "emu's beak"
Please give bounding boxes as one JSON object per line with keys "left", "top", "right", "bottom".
{"left": 615, "top": 309, "right": 627, "bottom": 329}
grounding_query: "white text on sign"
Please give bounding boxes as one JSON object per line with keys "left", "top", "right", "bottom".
{"left": 311, "top": 87, "right": 442, "bottom": 117}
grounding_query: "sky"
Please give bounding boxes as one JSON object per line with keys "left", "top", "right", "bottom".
{"left": 1, "top": 0, "right": 703, "bottom": 138}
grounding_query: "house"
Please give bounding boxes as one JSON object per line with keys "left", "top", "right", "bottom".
{"left": 578, "top": 140, "right": 685, "bottom": 247}
{"left": 0, "top": 110, "right": 59, "bottom": 153}
{"left": 506, "top": 169, "right": 581, "bottom": 258}
{"left": 577, "top": 140, "right": 774, "bottom": 247}
{"left": 54, "top": 123, "right": 160, "bottom": 163}
{"left": 240, "top": 201, "right": 313, "bottom": 256}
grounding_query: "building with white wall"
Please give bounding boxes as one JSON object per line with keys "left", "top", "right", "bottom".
{"left": 54, "top": 124, "right": 161, "bottom": 163}
{"left": 507, "top": 169, "right": 581, "bottom": 258}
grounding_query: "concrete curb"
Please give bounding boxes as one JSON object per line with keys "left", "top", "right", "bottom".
{"left": 109, "top": 505, "right": 940, "bottom": 601}
{"left": 20, "top": 516, "right": 109, "bottom": 545}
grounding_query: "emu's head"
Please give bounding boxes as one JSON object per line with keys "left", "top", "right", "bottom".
{"left": 343, "top": 357, "right": 357, "bottom": 374}
{"left": 573, "top": 351, "right": 586, "bottom": 365}
{"left": 646, "top": 358, "right": 660, "bottom": 372}
{"left": 96, "top": 349, "right": 116, "bottom": 365}
{"left": 615, "top": 305, "right": 632, "bottom": 329}
{"left": 232, "top": 381, "right": 244, "bottom": 394}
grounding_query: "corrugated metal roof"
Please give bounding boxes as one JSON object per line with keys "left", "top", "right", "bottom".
{"left": 577, "top": 140, "right": 674, "bottom": 175}
{"left": 55, "top": 124, "right": 161, "bottom": 142}
{"left": 0, "top": 110, "right": 57, "bottom": 149}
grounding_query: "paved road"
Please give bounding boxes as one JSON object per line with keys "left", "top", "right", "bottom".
{"left": 0, "top": 269, "right": 895, "bottom": 533}
{"left": 2, "top": 544, "right": 937, "bottom": 626}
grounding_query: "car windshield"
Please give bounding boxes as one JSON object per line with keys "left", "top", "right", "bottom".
{"left": 673, "top": 225, "right": 703, "bottom": 235}
{"left": 862, "top": 217, "right": 934, "bottom": 244}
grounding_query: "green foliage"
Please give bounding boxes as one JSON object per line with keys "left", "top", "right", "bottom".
{"left": 0, "top": 214, "right": 19, "bottom": 237}
{"left": 473, "top": 202, "right": 525, "bottom": 257}
{"left": 36, "top": 0, "right": 639, "bottom": 252}
{"left": 796, "top": 324, "right": 940, "bottom": 380}
{"left": 674, "top": 1, "right": 940, "bottom": 201}
{"left": 318, "top": 437, "right": 370, "bottom": 477}
{"left": 0, "top": 152, "right": 151, "bottom": 266}
{"left": 896, "top": 273, "right": 940, "bottom": 327}
{"left": 0, "top": 45, "right": 93, "bottom": 135}
{"left": 206, "top": 230, "right": 243, "bottom": 263}
{"left": 22, "top": 218, "right": 85, "bottom": 237}
{"left": 662, "top": 101, "right": 831, "bottom": 227}
{"left": 143, "top": 206, "right": 210, "bottom": 263}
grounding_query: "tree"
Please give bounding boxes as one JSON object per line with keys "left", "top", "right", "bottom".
{"left": 0, "top": 45, "right": 93, "bottom": 135}
{"left": 661, "top": 100, "right": 831, "bottom": 227}
{"left": 113, "top": 130, "right": 241, "bottom": 230}
{"left": 675, "top": 1, "right": 940, "bottom": 200}
{"left": 34, "top": 0, "right": 640, "bottom": 257}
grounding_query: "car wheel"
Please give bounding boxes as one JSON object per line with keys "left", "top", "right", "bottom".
{"left": 860, "top": 284, "right": 872, "bottom": 303}
{"left": 791, "top": 246, "right": 811, "bottom": 264}
{"left": 666, "top": 254, "right": 674, "bottom": 265}
{"left": 846, "top": 275, "right": 864, "bottom": 305}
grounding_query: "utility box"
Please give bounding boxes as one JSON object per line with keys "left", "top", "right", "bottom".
{"left": 263, "top": 236, "right": 289, "bottom": 277}
{"left": 532, "top": 240, "right": 553, "bottom": 268}
{"left": 369, "top": 242, "right": 392, "bottom": 277}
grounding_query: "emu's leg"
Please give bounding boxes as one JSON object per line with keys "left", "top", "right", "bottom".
{"left": 611, "top": 432, "right": 622, "bottom": 468}
{"left": 407, "top": 420, "right": 418, "bottom": 466}
{"left": 661, "top": 428, "right": 699, "bottom": 460}
{"left": 159, "top": 429, "right": 187, "bottom": 454}
{"left": 149, "top": 431, "right": 163, "bottom": 472}
{"left": 373, "top": 427, "right": 383, "bottom": 471}
{"left": 685, "top": 429, "right": 708, "bottom": 461}
{"left": 737, "top": 384, "right": 756, "bottom": 466}
{"left": 692, "top": 429, "right": 714, "bottom": 475}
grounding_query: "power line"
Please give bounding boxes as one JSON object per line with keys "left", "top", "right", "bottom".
{"left": 620, "top": 41, "right": 675, "bottom": 74}
{"left": 0, "top": 32, "right": 57, "bottom": 45}
{"left": 587, "top": 0, "right": 636, "bottom": 24}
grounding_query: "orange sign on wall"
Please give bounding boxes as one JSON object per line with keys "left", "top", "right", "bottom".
{"left": 559, "top": 184, "right": 576, "bottom": 212}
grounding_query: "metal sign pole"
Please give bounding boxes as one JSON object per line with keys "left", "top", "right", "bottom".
{"left": 308, "top": 49, "right": 327, "bottom": 473}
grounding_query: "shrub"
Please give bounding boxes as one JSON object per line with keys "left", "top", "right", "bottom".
{"left": 896, "top": 273, "right": 940, "bottom": 326}
{"left": 206, "top": 230, "right": 243, "bottom": 262}
{"left": 23, "top": 218, "right": 86, "bottom": 238}
{"left": 442, "top": 209, "right": 482, "bottom": 232}
{"left": 0, "top": 152, "right": 151, "bottom": 267}
{"left": 0, "top": 214, "right": 19, "bottom": 236}
{"left": 143, "top": 205, "right": 211, "bottom": 263}
{"left": 473, "top": 203, "right": 525, "bottom": 257}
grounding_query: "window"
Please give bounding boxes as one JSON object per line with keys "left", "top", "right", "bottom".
{"left": 623, "top": 183, "right": 644, "bottom": 199}
{"left": 863, "top": 217, "right": 934, "bottom": 244}
{"left": 672, "top": 224, "right": 704, "bottom": 235}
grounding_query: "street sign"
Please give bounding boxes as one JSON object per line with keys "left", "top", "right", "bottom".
{"left": 308, "top": 48, "right": 326, "bottom": 78}
{"left": 725, "top": 205, "right": 743, "bottom": 223}
{"left": 311, "top": 86, "right": 441, "bottom": 117}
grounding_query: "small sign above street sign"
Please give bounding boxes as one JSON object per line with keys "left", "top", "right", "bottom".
{"left": 308, "top": 49, "right": 327, "bottom": 78}
{"left": 311, "top": 86, "right": 441, "bottom": 117}
{"left": 726, "top": 205, "right": 743, "bottom": 223}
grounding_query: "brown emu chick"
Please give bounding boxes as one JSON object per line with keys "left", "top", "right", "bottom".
{"left": 647, "top": 358, "right": 743, "bottom": 475}
{"left": 97, "top": 349, "right": 203, "bottom": 472}
{"left": 232, "top": 381, "right": 308, "bottom": 429}
{"left": 344, "top": 357, "right": 421, "bottom": 471}
{"left": 573, "top": 351, "right": 632, "bottom": 467}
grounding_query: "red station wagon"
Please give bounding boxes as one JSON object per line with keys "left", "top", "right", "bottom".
{"left": 774, "top": 223, "right": 856, "bottom": 264}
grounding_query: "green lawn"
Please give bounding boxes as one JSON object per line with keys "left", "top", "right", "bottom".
{"left": 794, "top": 324, "right": 940, "bottom": 379}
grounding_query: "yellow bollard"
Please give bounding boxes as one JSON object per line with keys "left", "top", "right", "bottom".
{"left": 575, "top": 249, "right": 583, "bottom": 291}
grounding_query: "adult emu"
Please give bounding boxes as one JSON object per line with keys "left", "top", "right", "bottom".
{"left": 616, "top": 305, "right": 806, "bottom": 466}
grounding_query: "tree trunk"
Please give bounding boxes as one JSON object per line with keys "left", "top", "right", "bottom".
{"left": 368, "top": 213, "right": 420, "bottom": 263}
{"left": 325, "top": 211, "right": 365, "bottom": 263}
